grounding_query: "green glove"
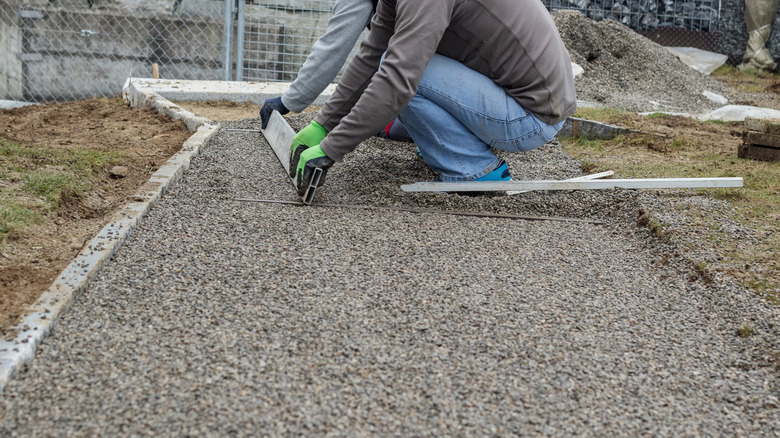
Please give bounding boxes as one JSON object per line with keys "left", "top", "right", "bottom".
{"left": 289, "top": 121, "right": 327, "bottom": 177}
{"left": 290, "top": 145, "right": 335, "bottom": 197}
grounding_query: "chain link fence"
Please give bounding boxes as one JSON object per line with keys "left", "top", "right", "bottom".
{"left": 1, "top": 0, "right": 228, "bottom": 103}
{"left": 545, "top": 0, "right": 719, "bottom": 32}
{"left": 0, "top": 0, "right": 342, "bottom": 103}
{"left": 2, "top": 0, "right": 722, "bottom": 104}
{"left": 239, "top": 1, "right": 364, "bottom": 82}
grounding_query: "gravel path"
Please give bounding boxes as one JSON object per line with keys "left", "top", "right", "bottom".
{"left": 0, "top": 117, "right": 778, "bottom": 436}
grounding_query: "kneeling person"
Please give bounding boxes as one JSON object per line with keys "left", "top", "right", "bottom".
{"left": 290, "top": 0, "right": 577, "bottom": 194}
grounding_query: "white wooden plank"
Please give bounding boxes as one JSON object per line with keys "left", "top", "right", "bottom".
{"left": 507, "top": 170, "right": 615, "bottom": 195}
{"left": 401, "top": 177, "right": 744, "bottom": 192}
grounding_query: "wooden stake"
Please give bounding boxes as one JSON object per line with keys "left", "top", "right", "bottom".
{"left": 152, "top": 63, "right": 159, "bottom": 79}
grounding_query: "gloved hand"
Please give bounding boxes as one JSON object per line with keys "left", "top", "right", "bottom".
{"left": 289, "top": 121, "right": 328, "bottom": 177}
{"left": 290, "top": 145, "right": 335, "bottom": 196}
{"left": 259, "top": 96, "right": 289, "bottom": 129}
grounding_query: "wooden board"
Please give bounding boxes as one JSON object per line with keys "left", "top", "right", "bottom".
{"left": 401, "top": 177, "right": 744, "bottom": 193}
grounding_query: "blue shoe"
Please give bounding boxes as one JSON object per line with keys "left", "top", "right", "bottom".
{"left": 449, "top": 161, "right": 511, "bottom": 196}
{"left": 475, "top": 160, "right": 511, "bottom": 181}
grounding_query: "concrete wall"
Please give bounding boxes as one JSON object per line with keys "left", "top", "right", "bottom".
{"left": 0, "top": 1, "right": 24, "bottom": 100}
{"left": 13, "top": 8, "right": 235, "bottom": 101}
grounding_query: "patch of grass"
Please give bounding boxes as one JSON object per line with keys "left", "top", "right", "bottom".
{"left": 0, "top": 201, "right": 44, "bottom": 242}
{"left": 635, "top": 208, "right": 668, "bottom": 239}
{"left": 739, "top": 83, "right": 765, "bottom": 94}
{"left": 712, "top": 64, "right": 780, "bottom": 94}
{"left": 647, "top": 217, "right": 667, "bottom": 239}
{"left": 22, "top": 171, "right": 82, "bottom": 210}
{"left": 0, "top": 140, "right": 118, "bottom": 175}
{"left": 693, "top": 260, "right": 713, "bottom": 284}
{"left": 616, "top": 133, "right": 657, "bottom": 148}
{"left": 645, "top": 112, "right": 670, "bottom": 119}
{"left": 0, "top": 138, "right": 123, "bottom": 232}
{"left": 737, "top": 325, "right": 755, "bottom": 338}
{"left": 580, "top": 159, "right": 601, "bottom": 174}
{"left": 606, "top": 133, "right": 697, "bottom": 155}
{"left": 668, "top": 136, "right": 697, "bottom": 151}
{"left": 573, "top": 107, "right": 628, "bottom": 126}
{"left": 747, "top": 278, "right": 779, "bottom": 300}
{"left": 570, "top": 136, "right": 603, "bottom": 149}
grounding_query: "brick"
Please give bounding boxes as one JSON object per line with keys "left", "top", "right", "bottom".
{"left": 738, "top": 144, "right": 780, "bottom": 161}
{"left": 744, "top": 117, "right": 780, "bottom": 135}
{"left": 744, "top": 131, "right": 780, "bottom": 148}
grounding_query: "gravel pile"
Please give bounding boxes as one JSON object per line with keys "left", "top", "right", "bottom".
{"left": 1, "top": 116, "right": 778, "bottom": 435}
{"left": 554, "top": 10, "right": 731, "bottom": 114}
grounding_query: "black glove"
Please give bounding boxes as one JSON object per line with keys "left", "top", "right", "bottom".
{"left": 259, "top": 96, "right": 289, "bottom": 129}
{"left": 377, "top": 117, "right": 414, "bottom": 142}
{"left": 289, "top": 144, "right": 335, "bottom": 197}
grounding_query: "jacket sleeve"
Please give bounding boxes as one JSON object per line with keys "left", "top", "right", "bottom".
{"left": 281, "top": 0, "right": 374, "bottom": 113}
{"left": 316, "top": 0, "right": 455, "bottom": 162}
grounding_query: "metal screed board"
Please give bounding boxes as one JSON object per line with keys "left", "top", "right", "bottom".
{"left": 261, "top": 110, "right": 322, "bottom": 204}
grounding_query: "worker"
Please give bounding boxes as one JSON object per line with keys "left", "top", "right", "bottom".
{"left": 259, "top": 0, "right": 411, "bottom": 142}
{"left": 288, "top": 0, "right": 577, "bottom": 196}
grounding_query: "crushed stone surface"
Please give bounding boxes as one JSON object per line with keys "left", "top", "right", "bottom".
{"left": 0, "top": 115, "right": 778, "bottom": 436}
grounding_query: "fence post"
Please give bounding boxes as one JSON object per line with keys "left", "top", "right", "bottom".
{"left": 235, "top": 0, "right": 246, "bottom": 81}
{"left": 221, "top": 0, "right": 234, "bottom": 81}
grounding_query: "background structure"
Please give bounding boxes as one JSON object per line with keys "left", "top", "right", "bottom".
{"left": 0, "top": 0, "right": 776, "bottom": 103}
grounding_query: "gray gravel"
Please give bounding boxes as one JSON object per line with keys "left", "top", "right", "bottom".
{"left": 555, "top": 10, "right": 732, "bottom": 114}
{"left": 0, "top": 114, "right": 778, "bottom": 436}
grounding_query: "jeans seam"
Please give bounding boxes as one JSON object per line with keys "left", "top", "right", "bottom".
{"left": 418, "top": 84, "right": 506, "bottom": 122}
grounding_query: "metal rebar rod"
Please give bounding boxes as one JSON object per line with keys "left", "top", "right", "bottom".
{"left": 232, "top": 198, "right": 605, "bottom": 224}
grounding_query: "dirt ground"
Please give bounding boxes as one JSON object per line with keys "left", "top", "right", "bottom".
{"left": 0, "top": 98, "right": 192, "bottom": 334}
{"left": 175, "top": 100, "right": 259, "bottom": 122}
{"left": 174, "top": 99, "right": 319, "bottom": 122}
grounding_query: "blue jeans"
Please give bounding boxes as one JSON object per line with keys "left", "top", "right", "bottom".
{"left": 397, "top": 54, "right": 564, "bottom": 181}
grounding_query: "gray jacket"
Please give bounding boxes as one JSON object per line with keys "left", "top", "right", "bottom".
{"left": 315, "top": 0, "right": 577, "bottom": 161}
{"left": 281, "top": 0, "right": 374, "bottom": 113}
